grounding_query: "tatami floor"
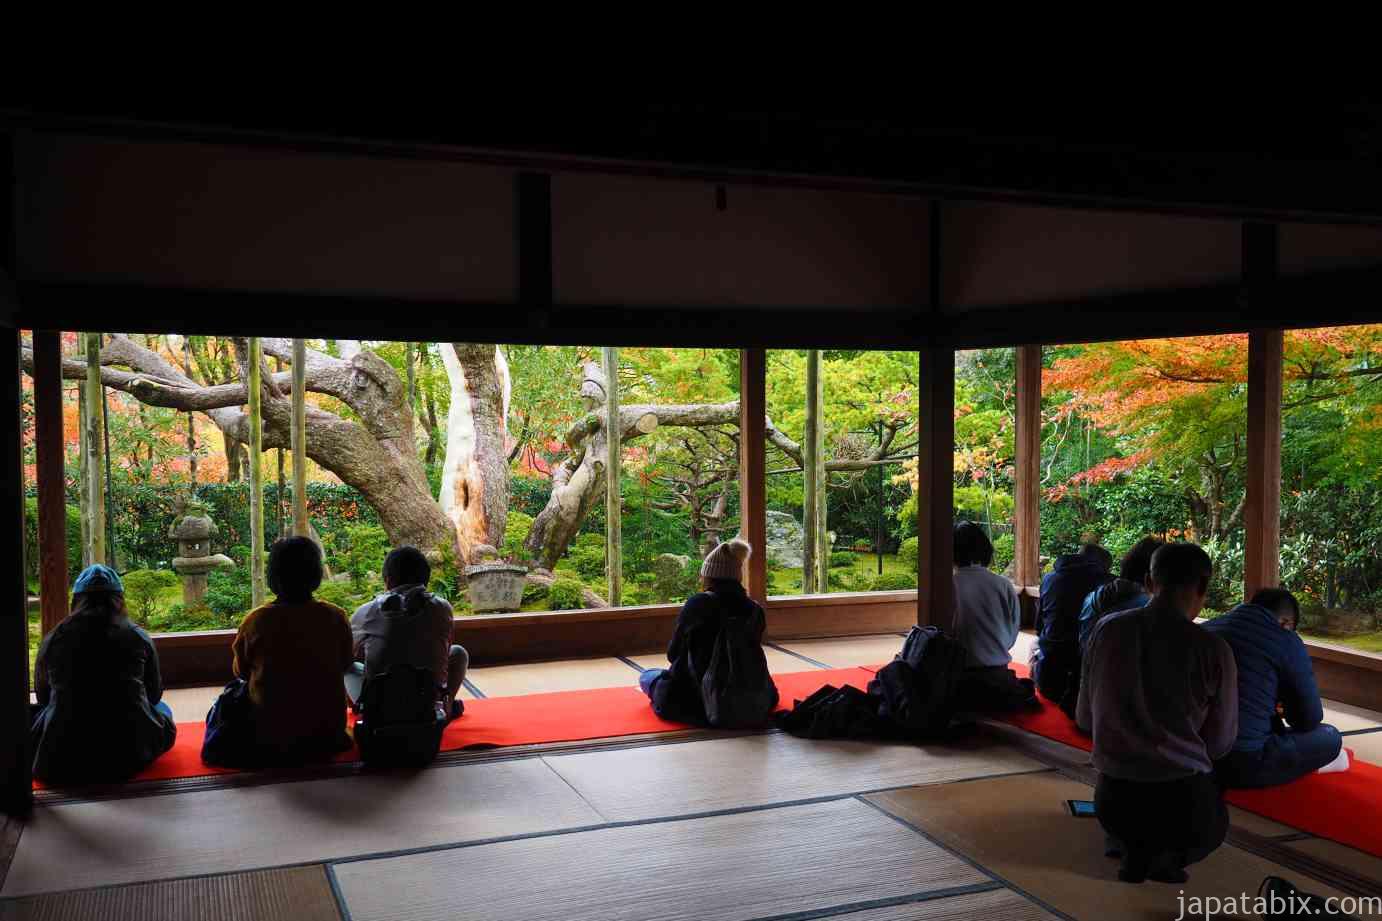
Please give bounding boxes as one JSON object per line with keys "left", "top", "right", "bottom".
{"left": 6, "top": 632, "right": 1382, "bottom": 920}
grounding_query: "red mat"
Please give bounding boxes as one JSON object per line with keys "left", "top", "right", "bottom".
{"left": 39, "top": 666, "right": 874, "bottom": 788}
{"left": 993, "top": 661, "right": 1382, "bottom": 860}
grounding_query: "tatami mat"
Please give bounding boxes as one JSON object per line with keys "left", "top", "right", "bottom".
{"left": 1284, "top": 837, "right": 1382, "bottom": 884}
{"left": 465, "top": 657, "right": 638, "bottom": 697}
{"left": 774, "top": 635, "right": 905, "bottom": 669}
{"left": 332, "top": 797, "right": 988, "bottom": 921}
{"left": 159, "top": 686, "right": 224, "bottom": 721}
{"left": 541, "top": 731, "right": 1045, "bottom": 823}
{"left": 865, "top": 772, "right": 1354, "bottom": 921}
{"left": 3, "top": 758, "right": 600, "bottom": 897}
{"left": 1341, "top": 731, "right": 1382, "bottom": 764}
{"left": 0, "top": 865, "right": 341, "bottom": 921}
{"left": 816, "top": 888, "right": 1059, "bottom": 920}
{"left": 1227, "top": 804, "right": 1302, "bottom": 839}
{"left": 1010, "top": 630, "right": 1037, "bottom": 663}
{"left": 628, "top": 647, "right": 815, "bottom": 675}
{"left": 1326, "top": 700, "right": 1382, "bottom": 734}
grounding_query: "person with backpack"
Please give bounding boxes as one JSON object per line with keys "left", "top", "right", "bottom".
{"left": 30, "top": 564, "right": 177, "bottom": 784}
{"left": 346, "top": 546, "right": 468, "bottom": 721}
{"left": 952, "top": 521, "right": 1037, "bottom": 712}
{"left": 1030, "top": 543, "right": 1112, "bottom": 712}
{"left": 204, "top": 537, "right": 353, "bottom": 766}
{"left": 1077, "top": 537, "right": 1164, "bottom": 656}
{"left": 638, "top": 538, "right": 778, "bottom": 727}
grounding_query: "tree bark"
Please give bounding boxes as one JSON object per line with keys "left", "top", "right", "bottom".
{"left": 83, "top": 333, "right": 106, "bottom": 567}
{"left": 247, "top": 338, "right": 267, "bottom": 607}
{"left": 603, "top": 347, "right": 622, "bottom": 605}
{"left": 802, "top": 350, "right": 821, "bottom": 593}
{"left": 440, "top": 344, "right": 511, "bottom": 564}
{"left": 291, "top": 339, "right": 310, "bottom": 538}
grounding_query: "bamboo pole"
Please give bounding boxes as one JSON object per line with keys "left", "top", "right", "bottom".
{"left": 603, "top": 347, "right": 622, "bottom": 606}
{"left": 292, "top": 339, "right": 309, "bottom": 538}
{"left": 83, "top": 332, "right": 105, "bottom": 567}
{"left": 77, "top": 382, "right": 90, "bottom": 568}
{"left": 248, "top": 338, "right": 267, "bottom": 607}
{"left": 813, "top": 354, "right": 828, "bottom": 594}
{"left": 802, "top": 349, "right": 822, "bottom": 593}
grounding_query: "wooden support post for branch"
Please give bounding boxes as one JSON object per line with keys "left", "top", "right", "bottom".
{"left": 1014, "top": 344, "right": 1042, "bottom": 590}
{"left": 1245, "top": 328, "right": 1283, "bottom": 600}
{"left": 917, "top": 346, "right": 955, "bottom": 630}
{"left": 82, "top": 332, "right": 105, "bottom": 567}
{"left": 739, "top": 349, "right": 768, "bottom": 602}
{"left": 603, "top": 347, "right": 622, "bottom": 606}
{"left": 292, "top": 338, "right": 309, "bottom": 538}
{"left": 248, "top": 337, "right": 267, "bottom": 607}
{"left": 31, "top": 332, "right": 69, "bottom": 639}
{"left": 802, "top": 350, "right": 823, "bottom": 594}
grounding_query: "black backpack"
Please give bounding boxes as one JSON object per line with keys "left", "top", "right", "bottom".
{"left": 354, "top": 666, "right": 446, "bottom": 768}
{"left": 868, "top": 625, "right": 966, "bottom": 738}
{"left": 699, "top": 613, "right": 779, "bottom": 729}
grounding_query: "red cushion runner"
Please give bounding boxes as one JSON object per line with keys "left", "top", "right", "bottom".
{"left": 997, "top": 661, "right": 1382, "bottom": 859}
{"left": 39, "top": 666, "right": 875, "bottom": 788}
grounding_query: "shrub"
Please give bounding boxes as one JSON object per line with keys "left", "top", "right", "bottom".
{"left": 569, "top": 546, "right": 606, "bottom": 581}
{"left": 328, "top": 524, "right": 390, "bottom": 591}
{"left": 146, "top": 602, "right": 238, "bottom": 633}
{"left": 429, "top": 539, "right": 461, "bottom": 602}
{"left": 991, "top": 533, "right": 1015, "bottom": 574}
{"left": 521, "top": 579, "right": 550, "bottom": 605}
{"left": 502, "top": 511, "right": 534, "bottom": 562}
{"left": 205, "top": 567, "right": 254, "bottom": 618}
{"left": 829, "top": 551, "right": 856, "bottom": 569}
{"left": 122, "top": 569, "right": 179, "bottom": 623}
{"left": 897, "top": 537, "right": 919, "bottom": 568}
{"left": 547, "top": 577, "right": 585, "bottom": 611}
{"left": 315, "top": 578, "right": 378, "bottom": 614}
{"left": 23, "top": 498, "right": 83, "bottom": 585}
{"left": 871, "top": 572, "right": 918, "bottom": 591}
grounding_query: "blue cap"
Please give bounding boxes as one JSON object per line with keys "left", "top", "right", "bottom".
{"left": 73, "top": 564, "right": 123, "bottom": 595}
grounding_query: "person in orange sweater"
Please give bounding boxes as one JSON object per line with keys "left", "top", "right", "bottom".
{"left": 227, "top": 537, "right": 354, "bottom": 763}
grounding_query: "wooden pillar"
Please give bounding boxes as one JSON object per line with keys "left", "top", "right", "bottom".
{"left": 1, "top": 324, "right": 32, "bottom": 815}
{"left": 802, "top": 349, "right": 823, "bottom": 593}
{"left": 1245, "top": 328, "right": 1283, "bottom": 599}
{"left": 1013, "top": 344, "right": 1042, "bottom": 589}
{"left": 1243, "top": 223, "right": 1281, "bottom": 602}
{"left": 291, "top": 338, "right": 309, "bottom": 538}
{"left": 739, "top": 349, "right": 768, "bottom": 602}
{"left": 916, "top": 345, "right": 955, "bottom": 630}
{"left": 82, "top": 332, "right": 105, "bottom": 567}
{"left": 603, "top": 346, "right": 622, "bottom": 606}
{"left": 247, "top": 338, "right": 266, "bottom": 607}
{"left": 31, "top": 331, "right": 69, "bottom": 637}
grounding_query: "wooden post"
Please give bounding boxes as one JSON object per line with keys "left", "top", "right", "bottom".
{"left": 917, "top": 345, "right": 955, "bottom": 630}
{"left": 1013, "top": 344, "right": 1042, "bottom": 590}
{"left": 802, "top": 349, "right": 822, "bottom": 594}
{"left": 248, "top": 337, "right": 266, "bottom": 607}
{"left": 31, "top": 331, "right": 69, "bottom": 638}
{"left": 739, "top": 349, "right": 768, "bottom": 602}
{"left": 603, "top": 347, "right": 622, "bottom": 606}
{"left": 1245, "top": 328, "right": 1283, "bottom": 599}
{"left": 291, "top": 338, "right": 309, "bottom": 538}
{"left": 1, "top": 324, "right": 34, "bottom": 815}
{"left": 82, "top": 332, "right": 105, "bottom": 567}
{"left": 814, "top": 361, "right": 828, "bottom": 594}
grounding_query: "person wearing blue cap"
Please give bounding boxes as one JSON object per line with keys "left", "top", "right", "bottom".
{"left": 30, "top": 564, "right": 177, "bottom": 784}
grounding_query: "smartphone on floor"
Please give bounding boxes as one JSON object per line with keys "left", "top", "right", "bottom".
{"left": 1066, "top": 799, "right": 1096, "bottom": 818}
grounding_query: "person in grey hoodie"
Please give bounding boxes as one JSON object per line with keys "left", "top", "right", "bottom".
{"left": 345, "top": 546, "right": 469, "bottom": 719}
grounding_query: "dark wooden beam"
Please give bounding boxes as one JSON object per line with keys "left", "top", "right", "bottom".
{"left": 517, "top": 172, "right": 552, "bottom": 313}
{"left": 738, "top": 348, "right": 768, "bottom": 602}
{"left": 30, "top": 331, "right": 68, "bottom": 641}
{"left": 1013, "top": 344, "right": 1042, "bottom": 590}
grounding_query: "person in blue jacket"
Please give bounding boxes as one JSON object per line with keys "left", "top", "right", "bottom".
{"left": 1077, "top": 537, "right": 1165, "bottom": 654}
{"left": 1203, "top": 588, "right": 1343, "bottom": 788}
{"left": 1030, "top": 543, "right": 1112, "bottom": 712}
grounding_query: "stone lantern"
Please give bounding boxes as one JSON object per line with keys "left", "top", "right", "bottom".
{"left": 170, "top": 511, "right": 235, "bottom": 605}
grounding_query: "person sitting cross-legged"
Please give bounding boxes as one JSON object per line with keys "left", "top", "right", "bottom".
{"left": 346, "top": 546, "right": 469, "bottom": 722}
{"left": 1031, "top": 542, "right": 1113, "bottom": 714}
{"left": 1077, "top": 542, "right": 1238, "bottom": 884}
{"left": 1204, "top": 588, "right": 1345, "bottom": 788}
{"left": 952, "top": 521, "right": 1037, "bottom": 713}
{"left": 30, "top": 565, "right": 177, "bottom": 785}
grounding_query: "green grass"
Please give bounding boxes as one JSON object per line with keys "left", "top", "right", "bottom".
{"left": 769, "top": 552, "right": 911, "bottom": 595}
{"left": 1300, "top": 629, "right": 1382, "bottom": 656}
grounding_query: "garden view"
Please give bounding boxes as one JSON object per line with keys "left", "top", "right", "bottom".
{"left": 17, "top": 326, "right": 1382, "bottom": 669}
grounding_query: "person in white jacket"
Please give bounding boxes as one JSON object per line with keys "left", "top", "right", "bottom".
{"left": 952, "top": 521, "right": 1035, "bottom": 712}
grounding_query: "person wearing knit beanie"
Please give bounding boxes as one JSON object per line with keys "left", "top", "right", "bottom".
{"left": 700, "top": 537, "right": 751, "bottom": 585}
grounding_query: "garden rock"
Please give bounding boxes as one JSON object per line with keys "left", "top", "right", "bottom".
{"left": 653, "top": 553, "right": 692, "bottom": 597}
{"left": 766, "top": 511, "right": 805, "bottom": 569}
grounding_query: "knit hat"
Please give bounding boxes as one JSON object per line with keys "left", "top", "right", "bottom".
{"left": 700, "top": 538, "right": 751, "bottom": 583}
{"left": 73, "top": 564, "right": 123, "bottom": 595}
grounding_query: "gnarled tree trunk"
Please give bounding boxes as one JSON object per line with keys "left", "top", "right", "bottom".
{"left": 440, "top": 344, "right": 512, "bottom": 564}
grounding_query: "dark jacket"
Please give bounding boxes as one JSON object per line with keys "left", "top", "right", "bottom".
{"left": 651, "top": 581, "right": 767, "bottom": 725}
{"left": 1078, "top": 578, "right": 1150, "bottom": 653}
{"left": 1036, "top": 554, "right": 1112, "bottom": 657}
{"left": 1202, "top": 603, "right": 1323, "bottom": 752}
{"left": 31, "top": 609, "right": 176, "bottom": 783}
